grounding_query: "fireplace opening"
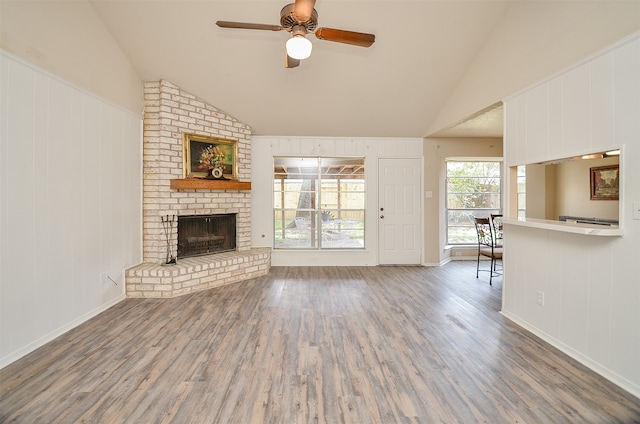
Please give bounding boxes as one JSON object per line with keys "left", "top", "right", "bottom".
{"left": 177, "top": 214, "right": 236, "bottom": 259}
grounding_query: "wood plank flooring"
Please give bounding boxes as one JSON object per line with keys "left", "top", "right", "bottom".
{"left": 1, "top": 262, "right": 639, "bottom": 423}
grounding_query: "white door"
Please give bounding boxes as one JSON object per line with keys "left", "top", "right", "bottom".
{"left": 378, "top": 158, "right": 422, "bottom": 264}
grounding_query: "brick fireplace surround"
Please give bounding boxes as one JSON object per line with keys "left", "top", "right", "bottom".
{"left": 125, "top": 80, "right": 270, "bottom": 298}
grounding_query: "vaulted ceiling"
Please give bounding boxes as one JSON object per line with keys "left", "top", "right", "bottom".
{"left": 88, "top": 0, "right": 508, "bottom": 138}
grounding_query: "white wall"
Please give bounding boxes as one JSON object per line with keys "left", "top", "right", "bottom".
{"left": 523, "top": 164, "right": 548, "bottom": 220}
{"left": 251, "top": 136, "right": 423, "bottom": 266}
{"left": 553, "top": 157, "right": 619, "bottom": 220}
{"left": 0, "top": 0, "right": 143, "bottom": 115}
{"left": 502, "top": 34, "right": 640, "bottom": 398}
{"left": 0, "top": 52, "right": 142, "bottom": 367}
{"left": 429, "top": 1, "right": 640, "bottom": 135}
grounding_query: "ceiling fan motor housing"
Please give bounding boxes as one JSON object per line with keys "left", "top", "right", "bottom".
{"left": 216, "top": 0, "right": 376, "bottom": 68}
{"left": 280, "top": 4, "right": 318, "bottom": 33}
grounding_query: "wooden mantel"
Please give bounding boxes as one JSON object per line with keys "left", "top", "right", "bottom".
{"left": 170, "top": 179, "right": 251, "bottom": 190}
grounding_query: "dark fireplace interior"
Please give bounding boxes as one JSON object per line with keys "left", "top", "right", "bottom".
{"left": 178, "top": 214, "right": 237, "bottom": 258}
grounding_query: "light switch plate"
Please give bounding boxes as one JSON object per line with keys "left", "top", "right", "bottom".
{"left": 634, "top": 202, "right": 640, "bottom": 220}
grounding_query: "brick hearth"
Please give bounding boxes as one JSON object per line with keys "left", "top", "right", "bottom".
{"left": 126, "top": 248, "right": 270, "bottom": 298}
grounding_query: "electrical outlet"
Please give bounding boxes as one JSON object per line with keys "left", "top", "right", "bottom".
{"left": 536, "top": 291, "right": 545, "bottom": 306}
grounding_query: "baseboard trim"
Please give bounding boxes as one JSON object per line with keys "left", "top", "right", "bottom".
{"left": 500, "top": 310, "right": 640, "bottom": 400}
{"left": 0, "top": 294, "right": 126, "bottom": 369}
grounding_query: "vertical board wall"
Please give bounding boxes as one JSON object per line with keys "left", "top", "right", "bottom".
{"left": 0, "top": 52, "right": 143, "bottom": 367}
{"left": 502, "top": 34, "right": 640, "bottom": 397}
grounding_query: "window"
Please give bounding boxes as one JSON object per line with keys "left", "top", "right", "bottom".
{"left": 274, "top": 157, "right": 365, "bottom": 249}
{"left": 446, "top": 161, "right": 501, "bottom": 245}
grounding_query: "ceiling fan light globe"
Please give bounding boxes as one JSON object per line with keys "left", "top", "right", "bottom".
{"left": 286, "top": 36, "right": 312, "bottom": 60}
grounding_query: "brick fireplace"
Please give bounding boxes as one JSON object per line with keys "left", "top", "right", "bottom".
{"left": 125, "top": 80, "right": 270, "bottom": 298}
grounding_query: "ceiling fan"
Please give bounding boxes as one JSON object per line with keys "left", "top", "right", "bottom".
{"left": 216, "top": 0, "right": 375, "bottom": 68}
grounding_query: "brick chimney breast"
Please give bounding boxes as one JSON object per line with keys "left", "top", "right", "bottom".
{"left": 125, "top": 80, "right": 270, "bottom": 298}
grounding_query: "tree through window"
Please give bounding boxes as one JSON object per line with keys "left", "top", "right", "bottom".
{"left": 274, "top": 157, "right": 365, "bottom": 249}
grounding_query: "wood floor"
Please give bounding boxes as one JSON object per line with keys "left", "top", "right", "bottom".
{"left": 1, "top": 262, "right": 639, "bottom": 423}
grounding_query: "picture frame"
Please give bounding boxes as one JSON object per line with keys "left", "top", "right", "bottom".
{"left": 590, "top": 165, "right": 619, "bottom": 200}
{"left": 182, "top": 133, "right": 238, "bottom": 180}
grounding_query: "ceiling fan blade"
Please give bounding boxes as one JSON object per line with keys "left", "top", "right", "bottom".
{"left": 315, "top": 28, "right": 375, "bottom": 47}
{"left": 293, "top": 0, "right": 316, "bottom": 22}
{"left": 216, "top": 21, "right": 282, "bottom": 31}
{"left": 285, "top": 54, "right": 300, "bottom": 69}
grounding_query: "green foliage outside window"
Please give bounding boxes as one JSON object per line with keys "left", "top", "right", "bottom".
{"left": 446, "top": 161, "right": 501, "bottom": 244}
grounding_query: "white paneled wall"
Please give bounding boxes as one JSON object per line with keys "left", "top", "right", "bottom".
{"left": 502, "top": 34, "right": 640, "bottom": 397}
{"left": 505, "top": 34, "right": 635, "bottom": 167}
{"left": 0, "top": 52, "right": 142, "bottom": 367}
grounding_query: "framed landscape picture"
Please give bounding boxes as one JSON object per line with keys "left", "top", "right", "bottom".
{"left": 590, "top": 165, "right": 619, "bottom": 200}
{"left": 182, "top": 133, "right": 238, "bottom": 180}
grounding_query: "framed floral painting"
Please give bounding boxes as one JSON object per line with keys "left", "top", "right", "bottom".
{"left": 182, "top": 133, "right": 238, "bottom": 180}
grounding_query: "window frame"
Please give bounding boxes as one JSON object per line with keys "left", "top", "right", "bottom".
{"left": 445, "top": 160, "right": 502, "bottom": 245}
{"left": 273, "top": 156, "right": 366, "bottom": 250}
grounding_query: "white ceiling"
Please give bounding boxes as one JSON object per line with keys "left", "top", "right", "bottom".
{"left": 88, "top": 0, "right": 508, "bottom": 138}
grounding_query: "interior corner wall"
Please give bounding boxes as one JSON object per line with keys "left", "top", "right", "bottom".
{"left": 423, "top": 137, "right": 503, "bottom": 266}
{"left": 428, "top": 1, "right": 640, "bottom": 135}
{"left": 0, "top": 52, "right": 143, "bottom": 368}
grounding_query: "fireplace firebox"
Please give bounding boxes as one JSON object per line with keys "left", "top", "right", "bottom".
{"left": 177, "top": 214, "right": 236, "bottom": 258}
